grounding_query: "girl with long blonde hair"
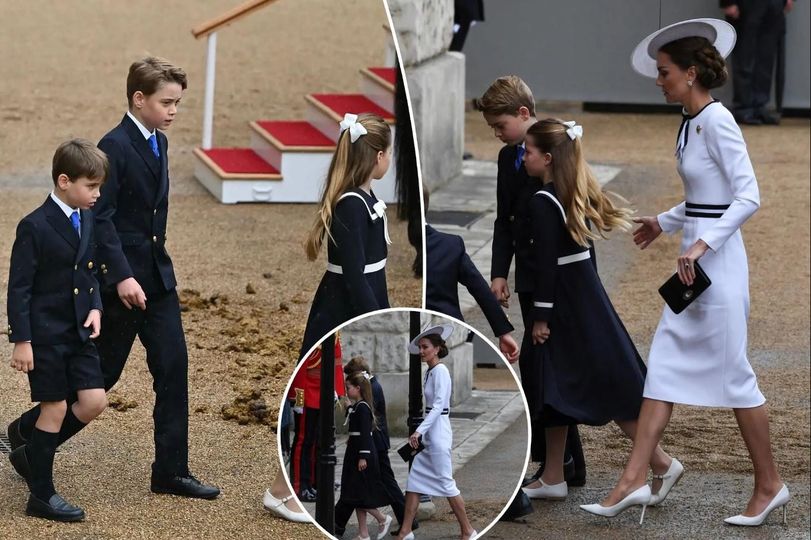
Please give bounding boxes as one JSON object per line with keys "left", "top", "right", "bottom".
{"left": 519, "top": 119, "right": 674, "bottom": 521}
{"left": 300, "top": 112, "right": 392, "bottom": 358}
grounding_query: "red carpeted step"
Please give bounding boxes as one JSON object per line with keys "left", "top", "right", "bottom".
{"left": 307, "top": 93, "right": 395, "bottom": 123}
{"left": 252, "top": 120, "right": 335, "bottom": 149}
{"left": 195, "top": 148, "right": 281, "bottom": 177}
{"left": 368, "top": 67, "right": 396, "bottom": 86}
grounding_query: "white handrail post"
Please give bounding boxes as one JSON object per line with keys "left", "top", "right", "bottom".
{"left": 202, "top": 32, "right": 218, "bottom": 149}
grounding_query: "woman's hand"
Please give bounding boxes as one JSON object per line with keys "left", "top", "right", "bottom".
{"left": 358, "top": 458, "right": 367, "bottom": 472}
{"left": 632, "top": 217, "right": 663, "bottom": 250}
{"left": 532, "top": 320, "right": 550, "bottom": 345}
{"left": 409, "top": 432, "right": 421, "bottom": 449}
{"left": 677, "top": 239, "right": 710, "bottom": 285}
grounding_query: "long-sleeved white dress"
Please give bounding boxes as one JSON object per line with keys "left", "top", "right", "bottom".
{"left": 406, "top": 363, "right": 460, "bottom": 497}
{"left": 643, "top": 101, "right": 765, "bottom": 408}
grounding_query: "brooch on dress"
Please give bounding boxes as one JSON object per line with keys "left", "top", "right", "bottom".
{"left": 696, "top": 125, "right": 702, "bottom": 134}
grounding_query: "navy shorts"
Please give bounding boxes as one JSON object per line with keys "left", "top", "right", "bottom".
{"left": 28, "top": 340, "right": 104, "bottom": 402}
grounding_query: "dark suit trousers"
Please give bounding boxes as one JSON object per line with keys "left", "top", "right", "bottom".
{"left": 518, "top": 293, "right": 585, "bottom": 470}
{"left": 730, "top": 0, "right": 785, "bottom": 114}
{"left": 21, "top": 288, "right": 190, "bottom": 478}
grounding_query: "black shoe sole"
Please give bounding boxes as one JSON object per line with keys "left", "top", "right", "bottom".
{"left": 25, "top": 504, "right": 85, "bottom": 522}
{"left": 8, "top": 447, "right": 31, "bottom": 482}
{"left": 150, "top": 486, "right": 220, "bottom": 500}
{"left": 7, "top": 418, "right": 28, "bottom": 451}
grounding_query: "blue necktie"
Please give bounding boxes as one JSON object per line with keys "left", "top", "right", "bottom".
{"left": 70, "top": 211, "right": 81, "bottom": 237}
{"left": 515, "top": 145, "right": 525, "bottom": 171}
{"left": 148, "top": 134, "right": 160, "bottom": 159}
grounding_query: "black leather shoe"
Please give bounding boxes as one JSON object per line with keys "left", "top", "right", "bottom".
{"left": 7, "top": 417, "right": 28, "bottom": 451}
{"left": 8, "top": 446, "right": 31, "bottom": 482}
{"left": 735, "top": 112, "right": 763, "bottom": 125}
{"left": 26, "top": 493, "right": 85, "bottom": 522}
{"left": 757, "top": 111, "right": 781, "bottom": 125}
{"left": 297, "top": 488, "right": 317, "bottom": 503}
{"left": 500, "top": 491, "right": 534, "bottom": 521}
{"left": 150, "top": 474, "right": 220, "bottom": 499}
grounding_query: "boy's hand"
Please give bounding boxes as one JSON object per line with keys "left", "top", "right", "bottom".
{"left": 117, "top": 277, "right": 147, "bottom": 310}
{"left": 358, "top": 458, "right": 367, "bottom": 472}
{"left": 491, "top": 278, "right": 511, "bottom": 307}
{"left": 10, "top": 342, "right": 34, "bottom": 372}
{"left": 84, "top": 309, "right": 102, "bottom": 338}
{"left": 498, "top": 333, "right": 520, "bottom": 363}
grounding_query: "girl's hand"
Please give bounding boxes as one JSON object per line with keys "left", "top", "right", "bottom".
{"left": 532, "top": 320, "right": 550, "bottom": 345}
{"left": 358, "top": 458, "right": 367, "bottom": 472}
{"left": 677, "top": 239, "right": 709, "bottom": 286}
{"left": 632, "top": 217, "right": 663, "bottom": 250}
{"left": 409, "top": 432, "right": 421, "bottom": 449}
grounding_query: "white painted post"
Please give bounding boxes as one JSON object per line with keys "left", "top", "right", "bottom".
{"left": 202, "top": 32, "right": 218, "bottom": 149}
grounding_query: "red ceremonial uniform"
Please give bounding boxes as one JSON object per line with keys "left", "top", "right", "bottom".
{"left": 288, "top": 336, "right": 345, "bottom": 495}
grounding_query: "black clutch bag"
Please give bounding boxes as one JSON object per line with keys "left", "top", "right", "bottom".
{"left": 658, "top": 261, "right": 711, "bottom": 314}
{"left": 397, "top": 440, "right": 425, "bottom": 462}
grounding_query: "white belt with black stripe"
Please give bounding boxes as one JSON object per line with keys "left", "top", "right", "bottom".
{"left": 327, "top": 258, "right": 387, "bottom": 274}
{"left": 425, "top": 407, "right": 450, "bottom": 415}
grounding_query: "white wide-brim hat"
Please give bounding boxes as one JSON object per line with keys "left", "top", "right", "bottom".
{"left": 631, "top": 18, "right": 736, "bottom": 78}
{"left": 407, "top": 323, "right": 454, "bottom": 355}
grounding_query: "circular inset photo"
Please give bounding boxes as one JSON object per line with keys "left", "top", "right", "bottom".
{"left": 273, "top": 308, "right": 531, "bottom": 539}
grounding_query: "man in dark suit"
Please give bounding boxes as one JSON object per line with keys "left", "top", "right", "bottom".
{"left": 473, "top": 76, "right": 586, "bottom": 488}
{"left": 338, "top": 357, "right": 415, "bottom": 537}
{"left": 7, "top": 139, "right": 109, "bottom": 521}
{"left": 450, "top": 0, "right": 484, "bottom": 52}
{"left": 7, "top": 57, "right": 218, "bottom": 499}
{"left": 721, "top": 0, "right": 795, "bottom": 124}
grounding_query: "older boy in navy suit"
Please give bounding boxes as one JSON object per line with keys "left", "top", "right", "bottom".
{"left": 8, "top": 57, "right": 218, "bottom": 499}
{"left": 7, "top": 139, "right": 109, "bottom": 521}
{"left": 473, "top": 76, "right": 586, "bottom": 487}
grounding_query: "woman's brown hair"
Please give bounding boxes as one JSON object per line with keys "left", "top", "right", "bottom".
{"left": 659, "top": 36, "right": 728, "bottom": 89}
{"left": 422, "top": 333, "right": 449, "bottom": 359}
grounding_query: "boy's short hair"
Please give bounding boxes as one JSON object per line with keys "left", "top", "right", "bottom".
{"left": 343, "top": 356, "right": 371, "bottom": 376}
{"left": 52, "top": 139, "right": 109, "bottom": 185}
{"left": 127, "top": 56, "right": 188, "bottom": 106}
{"left": 472, "top": 75, "right": 536, "bottom": 117}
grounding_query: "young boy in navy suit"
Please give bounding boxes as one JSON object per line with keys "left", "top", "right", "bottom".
{"left": 7, "top": 139, "right": 109, "bottom": 521}
{"left": 8, "top": 57, "right": 218, "bottom": 499}
{"left": 473, "top": 76, "right": 586, "bottom": 488}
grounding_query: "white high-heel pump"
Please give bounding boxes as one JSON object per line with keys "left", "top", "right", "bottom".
{"left": 649, "top": 458, "right": 684, "bottom": 506}
{"left": 724, "top": 484, "right": 790, "bottom": 526}
{"left": 580, "top": 484, "right": 652, "bottom": 524}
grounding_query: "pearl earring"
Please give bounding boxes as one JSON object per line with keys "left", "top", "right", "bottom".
{"left": 688, "top": 80, "right": 693, "bottom": 87}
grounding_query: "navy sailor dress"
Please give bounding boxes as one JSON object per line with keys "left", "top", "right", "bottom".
{"left": 528, "top": 183, "right": 646, "bottom": 426}
{"left": 300, "top": 188, "right": 390, "bottom": 358}
{"left": 338, "top": 400, "right": 389, "bottom": 508}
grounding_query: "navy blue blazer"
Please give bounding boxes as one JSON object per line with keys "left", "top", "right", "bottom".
{"left": 425, "top": 225, "right": 513, "bottom": 337}
{"left": 370, "top": 376, "right": 390, "bottom": 451}
{"left": 7, "top": 196, "right": 103, "bottom": 345}
{"left": 95, "top": 115, "right": 176, "bottom": 295}
{"left": 492, "top": 144, "right": 543, "bottom": 293}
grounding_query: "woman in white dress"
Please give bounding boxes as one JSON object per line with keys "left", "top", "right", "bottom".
{"left": 395, "top": 324, "right": 477, "bottom": 540}
{"left": 581, "top": 19, "right": 788, "bottom": 527}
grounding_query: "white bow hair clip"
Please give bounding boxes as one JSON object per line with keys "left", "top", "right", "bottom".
{"left": 339, "top": 113, "right": 368, "bottom": 143}
{"left": 563, "top": 120, "right": 583, "bottom": 141}
{"left": 361, "top": 370, "right": 372, "bottom": 380}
